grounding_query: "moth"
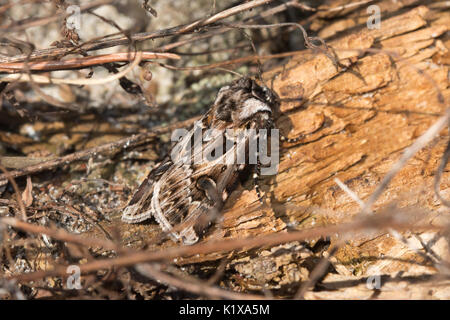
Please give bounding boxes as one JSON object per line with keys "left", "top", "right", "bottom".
{"left": 122, "top": 77, "right": 297, "bottom": 244}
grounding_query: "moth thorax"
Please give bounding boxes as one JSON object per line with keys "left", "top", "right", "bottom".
{"left": 237, "top": 98, "right": 272, "bottom": 121}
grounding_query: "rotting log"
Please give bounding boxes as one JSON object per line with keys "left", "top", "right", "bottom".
{"left": 88, "top": 2, "right": 450, "bottom": 297}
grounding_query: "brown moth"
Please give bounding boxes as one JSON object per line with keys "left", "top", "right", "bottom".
{"left": 122, "top": 77, "right": 286, "bottom": 244}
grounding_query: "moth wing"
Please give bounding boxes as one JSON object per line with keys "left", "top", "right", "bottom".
{"left": 121, "top": 160, "right": 172, "bottom": 223}
{"left": 177, "top": 201, "right": 218, "bottom": 245}
{"left": 172, "top": 140, "right": 238, "bottom": 245}
{"left": 152, "top": 163, "right": 224, "bottom": 245}
{"left": 122, "top": 119, "right": 200, "bottom": 225}
{"left": 151, "top": 162, "right": 195, "bottom": 237}
{"left": 192, "top": 127, "right": 249, "bottom": 192}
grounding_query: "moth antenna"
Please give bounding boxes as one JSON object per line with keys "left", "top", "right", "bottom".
{"left": 216, "top": 67, "right": 243, "bottom": 77}
{"left": 224, "top": 22, "right": 321, "bottom": 51}
{"left": 223, "top": 21, "right": 335, "bottom": 71}
{"left": 223, "top": 21, "right": 328, "bottom": 92}
{"left": 239, "top": 28, "right": 267, "bottom": 87}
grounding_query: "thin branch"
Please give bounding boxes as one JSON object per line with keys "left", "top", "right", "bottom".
{"left": 0, "top": 216, "right": 120, "bottom": 251}
{"left": 6, "top": 210, "right": 442, "bottom": 283}
{"left": 0, "top": 52, "right": 180, "bottom": 73}
{"left": 0, "top": 0, "right": 277, "bottom": 64}
{"left": 434, "top": 131, "right": 450, "bottom": 207}
{"left": 334, "top": 178, "right": 365, "bottom": 207}
{"left": 0, "top": 51, "right": 143, "bottom": 85}
{"left": 0, "top": 164, "right": 27, "bottom": 221}
{"left": 0, "top": 0, "right": 115, "bottom": 33}
{"left": 361, "top": 109, "right": 450, "bottom": 215}
{"left": 294, "top": 246, "right": 340, "bottom": 299}
{"left": 135, "top": 263, "right": 267, "bottom": 300}
{"left": 0, "top": 117, "right": 198, "bottom": 187}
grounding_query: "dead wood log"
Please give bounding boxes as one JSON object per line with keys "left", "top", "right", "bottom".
{"left": 95, "top": 2, "right": 450, "bottom": 297}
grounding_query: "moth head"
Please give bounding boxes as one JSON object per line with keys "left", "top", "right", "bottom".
{"left": 250, "top": 81, "right": 279, "bottom": 106}
{"left": 213, "top": 77, "right": 279, "bottom": 124}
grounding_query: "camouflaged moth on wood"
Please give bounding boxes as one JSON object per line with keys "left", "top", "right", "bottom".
{"left": 122, "top": 77, "right": 299, "bottom": 245}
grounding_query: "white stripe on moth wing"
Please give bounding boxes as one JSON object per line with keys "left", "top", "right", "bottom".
{"left": 151, "top": 180, "right": 175, "bottom": 233}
